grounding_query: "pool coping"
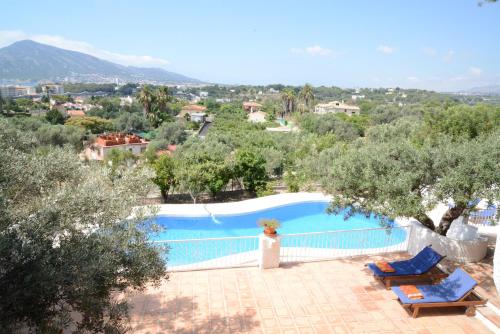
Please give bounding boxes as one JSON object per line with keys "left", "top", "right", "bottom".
{"left": 156, "top": 192, "right": 332, "bottom": 217}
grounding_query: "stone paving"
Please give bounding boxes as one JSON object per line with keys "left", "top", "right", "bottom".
{"left": 127, "top": 254, "right": 492, "bottom": 334}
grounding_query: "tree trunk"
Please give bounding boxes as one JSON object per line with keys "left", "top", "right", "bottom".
{"left": 435, "top": 204, "right": 466, "bottom": 236}
{"left": 160, "top": 189, "right": 169, "bottom": 203}
{"left": 415, "top": 213, "right": 436, "bottom": 231}
{"left": 189, "top": 192, "right": 197, "bottom": 204}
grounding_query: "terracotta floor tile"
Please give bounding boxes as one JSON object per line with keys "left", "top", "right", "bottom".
{"left": 330, "top": 324, "right": 349, "bottom": 334}
{"left": 293, "top": 316, "right": 311, "bottom": 327}
{"left": 279, "top": 316, "right": 295, "bottom": 327}
{"left": 126, "top": 255, "right": 495, "bottom": 334}
{"left": 262, "top": 318, "right": 279, "bottom": 329}
{"left": 260, "top": 307, "right": 276, "bottom": 319}
{"left": 264, "top": 328, "right": 282, "bottom": 334}
{"left": 416, "top": 329, "right": 431, "bottom": 334}
{"left": 297, "top": 328, "right": 315, "bottom": 334}
{"left": 314, "top": 324, "right": 333, "bottom": 334}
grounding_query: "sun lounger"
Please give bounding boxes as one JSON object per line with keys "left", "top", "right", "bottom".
{"left": 366, "top": 246, "right": 447, "bottom": 289}
{"left": 392, "top": 268, "right": 487, "bottom": 317}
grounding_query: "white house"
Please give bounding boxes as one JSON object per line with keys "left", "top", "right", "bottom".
{"left": 0, "top": 85, "right": 36, "bottom": 97}
{"left": 120, "top": 96, "right": 134, "bottom": 106}
{"left": 314, "top": 101, "right": 360, "bottom": 116}
{"left": 84, "top": 133, "right": 149, "bottom": 161}
{"left": 190, "top": 112, "right": 207, "bottom": 123}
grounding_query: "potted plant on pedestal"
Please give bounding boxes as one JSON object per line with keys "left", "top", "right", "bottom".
{"left": 257, "top": 218, "right": 281, "bottom": 236}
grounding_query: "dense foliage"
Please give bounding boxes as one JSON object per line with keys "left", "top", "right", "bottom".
{"left": 1, "top": 82, "right": 499, "bottom": 332}
{"left": 0, "top": 119, "right": 167, "bottom": 333}
{"left": 310, "top": 105, "right": 500, "bottom": 235}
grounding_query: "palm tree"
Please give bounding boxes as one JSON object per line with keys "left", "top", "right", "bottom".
{"left": 155, "top": 86, "right": 172, "bottom": 114}
{"left": 299, "top": 83, "right": 315, "bottom": 112}
{"left": 136, "top": 85, "right": 155, "bottom": 118}
{"left": 280, "top": 88, "right": 296, "bottom": 118}
{"left": 146, "top": 108, "right": 162, "bottom": 127}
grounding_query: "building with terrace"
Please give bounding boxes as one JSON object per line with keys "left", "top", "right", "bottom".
{"left": 178, "top": 104, "right": 208, "bottom": 119}
{"left": 0, "top": 85, "right": 36, "bottom": 98}
{"left": 243, "top": 101, "right": 263, "bottom": 113}
{"left": 314, "top": 100, "right": 361, "bottom": 116}
{"left": 84, "top": 133, "right": 149, "bottom": 160}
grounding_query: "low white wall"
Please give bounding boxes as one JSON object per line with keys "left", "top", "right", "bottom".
{"left": 156, "top": 192, "right": 331, "bottom": 217}
{"left": 407, "top": 220, "right": 488, "bottom": 263}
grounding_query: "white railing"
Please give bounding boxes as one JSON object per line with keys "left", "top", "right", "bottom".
{"left": 280, "top": 226, "right": 411, "bottom": 263}
{"left": 468, "top": 207, "right": 498, "bottom": 226}
{"left": 154, "top": 235, "right": 259, "bottom": 272}
{"left": 154, "top": 226, "right": 411, "bottom": 271}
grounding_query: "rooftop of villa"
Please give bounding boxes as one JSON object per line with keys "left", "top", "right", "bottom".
{"left": 94, "top": 133, "right": 148, "bottom": 147}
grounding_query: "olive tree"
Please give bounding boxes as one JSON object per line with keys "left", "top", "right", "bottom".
{"left": 313, "top": 131, "right": 499, "bottom": 235}
{"left": 432, "top": 134, "right": 500, "bottom": 234}
{"left": 0, "top": 121, "right": 166, "bottom": 333}
{"left": 172, "top": 138, "right": 232, "bottom": 202}
{"left": 152, "top": 154, "right": 176, "bottom": 201}
{"left": 234, "top": 150, "right": 268, "bottom": 193}
{"left": 315, "top": 139, "right": 439, "bottom": 230}
{"left": 175, "top": 161, "right": 210, "bottom": 204}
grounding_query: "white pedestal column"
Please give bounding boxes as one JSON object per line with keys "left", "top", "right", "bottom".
{"left": 258, "top": 233, "right": 281, "bottom": 270}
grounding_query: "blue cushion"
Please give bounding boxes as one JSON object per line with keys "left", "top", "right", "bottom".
{"left": 367, "top": 246, "right": 443, "bottom": 277}
{"left": 392, "top": 268, "right": 477, "bottom": 304}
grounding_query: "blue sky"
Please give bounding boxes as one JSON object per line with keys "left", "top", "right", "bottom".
{"left": 1, "top": 0, "right": 499, "bottom": 91}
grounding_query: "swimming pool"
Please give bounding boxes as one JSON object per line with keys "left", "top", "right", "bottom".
{"left": 152, "top": 201, "right": 407, "bottom": 267}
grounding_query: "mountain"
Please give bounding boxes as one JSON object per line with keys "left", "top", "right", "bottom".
{"left": 0, "top": 40, "right": 202, "bottom": 84}
{"left": 462, "top": 84, "right": 500, "bottom": 96}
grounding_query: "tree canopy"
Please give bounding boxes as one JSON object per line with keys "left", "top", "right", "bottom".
{"left": 0, "top": 120, "right": 166, "bottom": 333}
{"left": 311, "top": 113, "right": 500, "bottom": 235}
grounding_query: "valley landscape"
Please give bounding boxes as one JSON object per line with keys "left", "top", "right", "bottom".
{"left": 0, "top": 1, "right": 499, "bottom": 333}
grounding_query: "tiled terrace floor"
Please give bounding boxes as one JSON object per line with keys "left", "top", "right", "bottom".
{"left": 127, "top": 254, "right": 493, "bottom": 334}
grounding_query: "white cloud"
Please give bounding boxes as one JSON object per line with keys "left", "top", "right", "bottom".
{"left": 469, "top": 66, "right": 482, "bottom": 76}
{"left": 443, "top": 50, "right": 455, "bottom": 63}
{"left": 377, "top": 45, "right": 395, "bottom": 54}
{"left": 422, "top": 47, "right": 437, "bottom": 57}
{"left": 407, "top": 76, "right": 419, "bottom": 82}
{"left": 305, "top": 45, "right": 332, "bottom": 56}
{"left": 0, "top": 30, "right": 169, "bottom": 67}
{"left": 290, "top": 45, "right": 333, "bottom": 56}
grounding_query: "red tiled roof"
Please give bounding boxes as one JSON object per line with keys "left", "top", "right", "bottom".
{"left": 95, "top": 133, "right": 148, "bottom": 147}
{"left": 66, "top": 109, "right": 85, "bottom": 117}
{"left": 181, "top": 104, "right": 207, "bottom": 112}
{"left": 243, "top": 102, "right": 262, "bottom": 107}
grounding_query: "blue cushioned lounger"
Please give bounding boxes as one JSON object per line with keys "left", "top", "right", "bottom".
{"left": 391, "top": 268, "right": 487, "bottom": 317}
{"left": 366, "top": 246, "right": 447, "bottom": 288}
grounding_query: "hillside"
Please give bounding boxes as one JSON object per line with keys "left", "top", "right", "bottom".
{"left": 0, "top": 40, "right": 201, "bottom": 84}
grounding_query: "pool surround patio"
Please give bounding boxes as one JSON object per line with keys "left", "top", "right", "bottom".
{"left": 126, "top": 253, "right": 493, "bottom": 333}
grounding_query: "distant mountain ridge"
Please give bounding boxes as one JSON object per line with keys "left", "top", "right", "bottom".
{"left": 462, "top": 84, "right": 500, "bottom": 95}
{"left": 0, "top": 40, "right": 202, "bottom": 84}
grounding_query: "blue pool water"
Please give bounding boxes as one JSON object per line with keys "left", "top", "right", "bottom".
{"left": 152, "top": 201, "right": 406, "bottom": 266}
